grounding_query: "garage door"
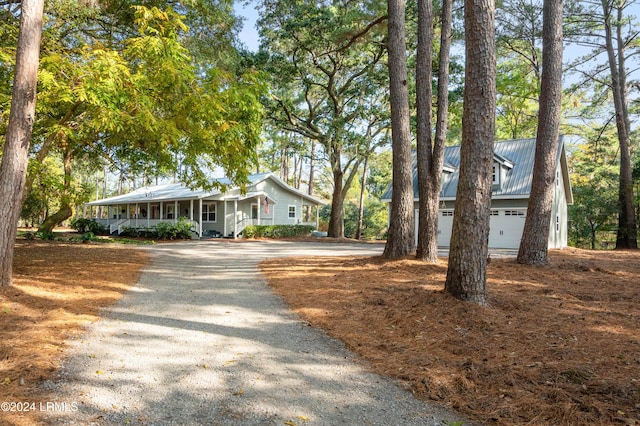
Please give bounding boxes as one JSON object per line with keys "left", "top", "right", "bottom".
{"left": 489, "top": 209, "right": 526, "bottom": 249}
{"left": 414, "top": 209, "right": 454, "bottom": 247}
{"left": 438, "top": 210, "right": 454, "bottom": 247}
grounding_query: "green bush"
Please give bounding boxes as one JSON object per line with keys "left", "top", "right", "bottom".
{"left": 70, "top": 218, "right": 109, "bottom": 235}
{"left": 120, "top": 218, "right": 193, "bottom": 240}
{"left": 36, "top": 231, "right": 55, "bottom": 240}
{"left": 81, "top": 232, "right": 98, "bottom": 242}
{"left": 243, "top": 225, "right": 315, "bottom": 239}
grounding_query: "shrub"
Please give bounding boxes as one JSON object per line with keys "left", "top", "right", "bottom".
{"left": 70, "top": 218, "right": 109, "bottom": 235}
{"left": 36, "top": 231, "right": 55, "bottom": 241}
{"left": 243, "top": 225, "right": 315, "bottom": 239}
{"left": 120, "top": 218, "right": 193, "bottom": 240}
{"left": 81, "top": 232, "right": 98, "bottom": 242}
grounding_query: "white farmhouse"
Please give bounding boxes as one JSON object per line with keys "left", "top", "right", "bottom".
{"left": 86, "top": 173, "right": 325, "bottom": 238}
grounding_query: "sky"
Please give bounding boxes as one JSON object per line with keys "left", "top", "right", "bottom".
{"left": 235, "top": 1, "right": 261, "bottom": 51}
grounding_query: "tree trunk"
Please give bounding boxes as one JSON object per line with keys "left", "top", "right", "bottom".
{"left": 384, "top": 0, "right": 415, "bottom": 259}
{"left": 517, "top": 0, "right": 564, "bottom": 265}
{"left": 444, "top": 0, "right": 496, "bottom": 305}
{"left": 415, "top": 0, "right": 434, "bottom": 260}
{"left": 308, "top": 141, "right": 315, "bottom": 196}
{"left": 600, "top": 2, "right": 637, "bottom": 249}
{"left": 0, "top": 0, "right": 45, "bottom": 286}
{"left": 416, "top": 0, "right": 452, "bottom": 263}
{"left": 38, "top": 146, "right": 74, "bottom": 233}
{"left": 327, "top": 142, "right": 346, "bottom": 238}
{"left": 355, "top": 156, "right": 369, "bottom": 240}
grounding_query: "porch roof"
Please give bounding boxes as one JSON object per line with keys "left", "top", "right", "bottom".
{"left": 86, "top": 173, "right": 325, "bottom": 206}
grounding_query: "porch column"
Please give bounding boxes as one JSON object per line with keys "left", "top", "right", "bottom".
{"left": 160, "top": 202, "right": 163, "bottom": 220}
{"left": 233, "top": 199, "right": 238, "bottom": 239}
{"left": 223, "top": 200, "right": 227, "bottom": 237}
{"left": 147, "top": 202, "right": 150, "bottom": 228}
{"left": 174, "top": 200, "right": 178, "bottom": 223}
{"left": 316, "top": 205, "right": 319, "bottom": 228}
{"left": 198, "top": 199, "right": 202, "bottom": 237}
{"left": 135, "top": 203, "right": 139, "bottom": 227}
{"left": 257, "top": 196, "right": 261, "bottom": 225}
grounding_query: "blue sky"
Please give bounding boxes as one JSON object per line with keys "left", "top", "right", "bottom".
{"left": 235, "top": 1, "right": 260, "bottom": 51}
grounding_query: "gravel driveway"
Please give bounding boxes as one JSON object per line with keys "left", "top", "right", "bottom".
{"left": 45, "top": 240, "right": 471, "bottom": 425}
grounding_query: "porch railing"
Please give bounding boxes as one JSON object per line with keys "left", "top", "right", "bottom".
{"left": 110, "top": 219, "right": 129, "bottom": 235}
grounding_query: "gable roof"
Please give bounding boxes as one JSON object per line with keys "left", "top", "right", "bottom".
{"left": 87, "top": 173, "right": 325, "bottom": 206}
{"left": 381, "top": 137, "right": 572, "bottom": 203}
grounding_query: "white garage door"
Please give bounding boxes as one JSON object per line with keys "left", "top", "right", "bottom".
{"left": 414, "top": 209, "right": 454, "bottom": 247}
{"left": 438, "top": 210, "right": 454, "bottom": 247}
{"left": 489, "top": 209, "right": 526, "bottom": 249}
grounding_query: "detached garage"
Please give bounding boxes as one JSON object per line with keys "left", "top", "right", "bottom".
{"left": 386, "top": 137, "right": 573, "bottom": 249}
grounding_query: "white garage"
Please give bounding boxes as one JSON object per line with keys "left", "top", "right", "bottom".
{"left": 488, "top": 209, "right": 527, "bottom": 249}
{"left": 384, "top": 137, "right": 574, "bottom": 250}
{"left": 414, "top": 208, "right": 526, "bottom": 249}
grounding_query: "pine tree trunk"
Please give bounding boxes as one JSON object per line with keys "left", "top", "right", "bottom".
{"left": 416, "top": 0, "right": 453, "bottom": 263}
{"left": 601, "top": 3, "right": 638, "bottom": 249}
{"left": 0, "top": 0, "right": 45, "bottom": 286}
{"left": 384, "top": 0, "right": 415, "bottom": 259}
{"left": 517, "top": 0, "right": 564, "bottom": 265}
{"left": 444, "top": 0, "right": 496, "bottom": 305}
{"left": 415, "top": 0, "right": 434, "bottom": 261}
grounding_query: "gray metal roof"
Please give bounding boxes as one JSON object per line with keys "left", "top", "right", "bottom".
{"left": 381, "top": 137, "right": 569, "bottom": 201}
{"left": 87, "top": 173, "right": 325, "bottom": 206}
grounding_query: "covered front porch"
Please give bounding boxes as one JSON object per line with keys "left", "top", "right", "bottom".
{"left": 85, "top": 192, "right": 318, "bottom": 239}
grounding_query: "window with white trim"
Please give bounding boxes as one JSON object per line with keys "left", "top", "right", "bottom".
{"left": 504, "top": 210, "right": 526, "bottom": 217}
{"left": 492, "top": 164, "right": 499, "bottom": 184}
{"left": 490, "top": 210, "right": 499, "bottom": 216}
{"left": 442, "top": 211, "right": 454, "bottom": 217}
{"left": 288, "top": 205, "right": 296, "bottom": 219}
{"left": 202, "top": 202, "right": 217, "bottom": 222}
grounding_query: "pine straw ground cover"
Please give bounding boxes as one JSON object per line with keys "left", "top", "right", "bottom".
{"left": 260, "top": 248, "right": 640, "bottom": 426}
{"left": 0, "top": 240, "right": 149, "bottom": 426}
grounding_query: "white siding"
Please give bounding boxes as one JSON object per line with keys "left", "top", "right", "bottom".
{"left": 548, "top": 163, "right": 569, "bottom": 248}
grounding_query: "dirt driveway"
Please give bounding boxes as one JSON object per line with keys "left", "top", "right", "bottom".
{"left": 43, "top": 240, "right": 470, "bottom": 425}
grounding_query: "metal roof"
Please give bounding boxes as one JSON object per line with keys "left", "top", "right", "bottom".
{"left": 381, "top": 137, "right": 570, "bottom": 201}
{"left": 87, "top": 173, "right": 326, "bottom": 206}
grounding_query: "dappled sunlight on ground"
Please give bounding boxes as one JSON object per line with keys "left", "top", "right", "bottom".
{"left": 1, "top": 241, "right": 148, "bottom": 426}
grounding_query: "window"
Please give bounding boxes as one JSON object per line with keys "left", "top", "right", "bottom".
{"left": 251, "top": 204, "right": 258, "bottom": 220}
{"left": 490, "top": 210, "right": 499, "bottom": 216}
{"left": 166, "top": 205, "right": 175, "bottom": 219}
{"left": 492, "top": 164, "right": 499, "bottom": 184}
{"left": 288, "top": 205, "right": 296, "bottom": 219}
{"left": 202, "top": 203, "right": 217, "bottom": 222}
{"left": 442, "top": 211, "right": 454, "bottom": 217}
{"left": 504, "top": 210, "right": 526, "bottom": 217}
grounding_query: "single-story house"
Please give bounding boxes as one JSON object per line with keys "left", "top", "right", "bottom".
{"left": 381, "top": 137, "right": 574, "bottom": 249}
{"left": 85, "top": 172, "right": 325, "bottom": 238}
